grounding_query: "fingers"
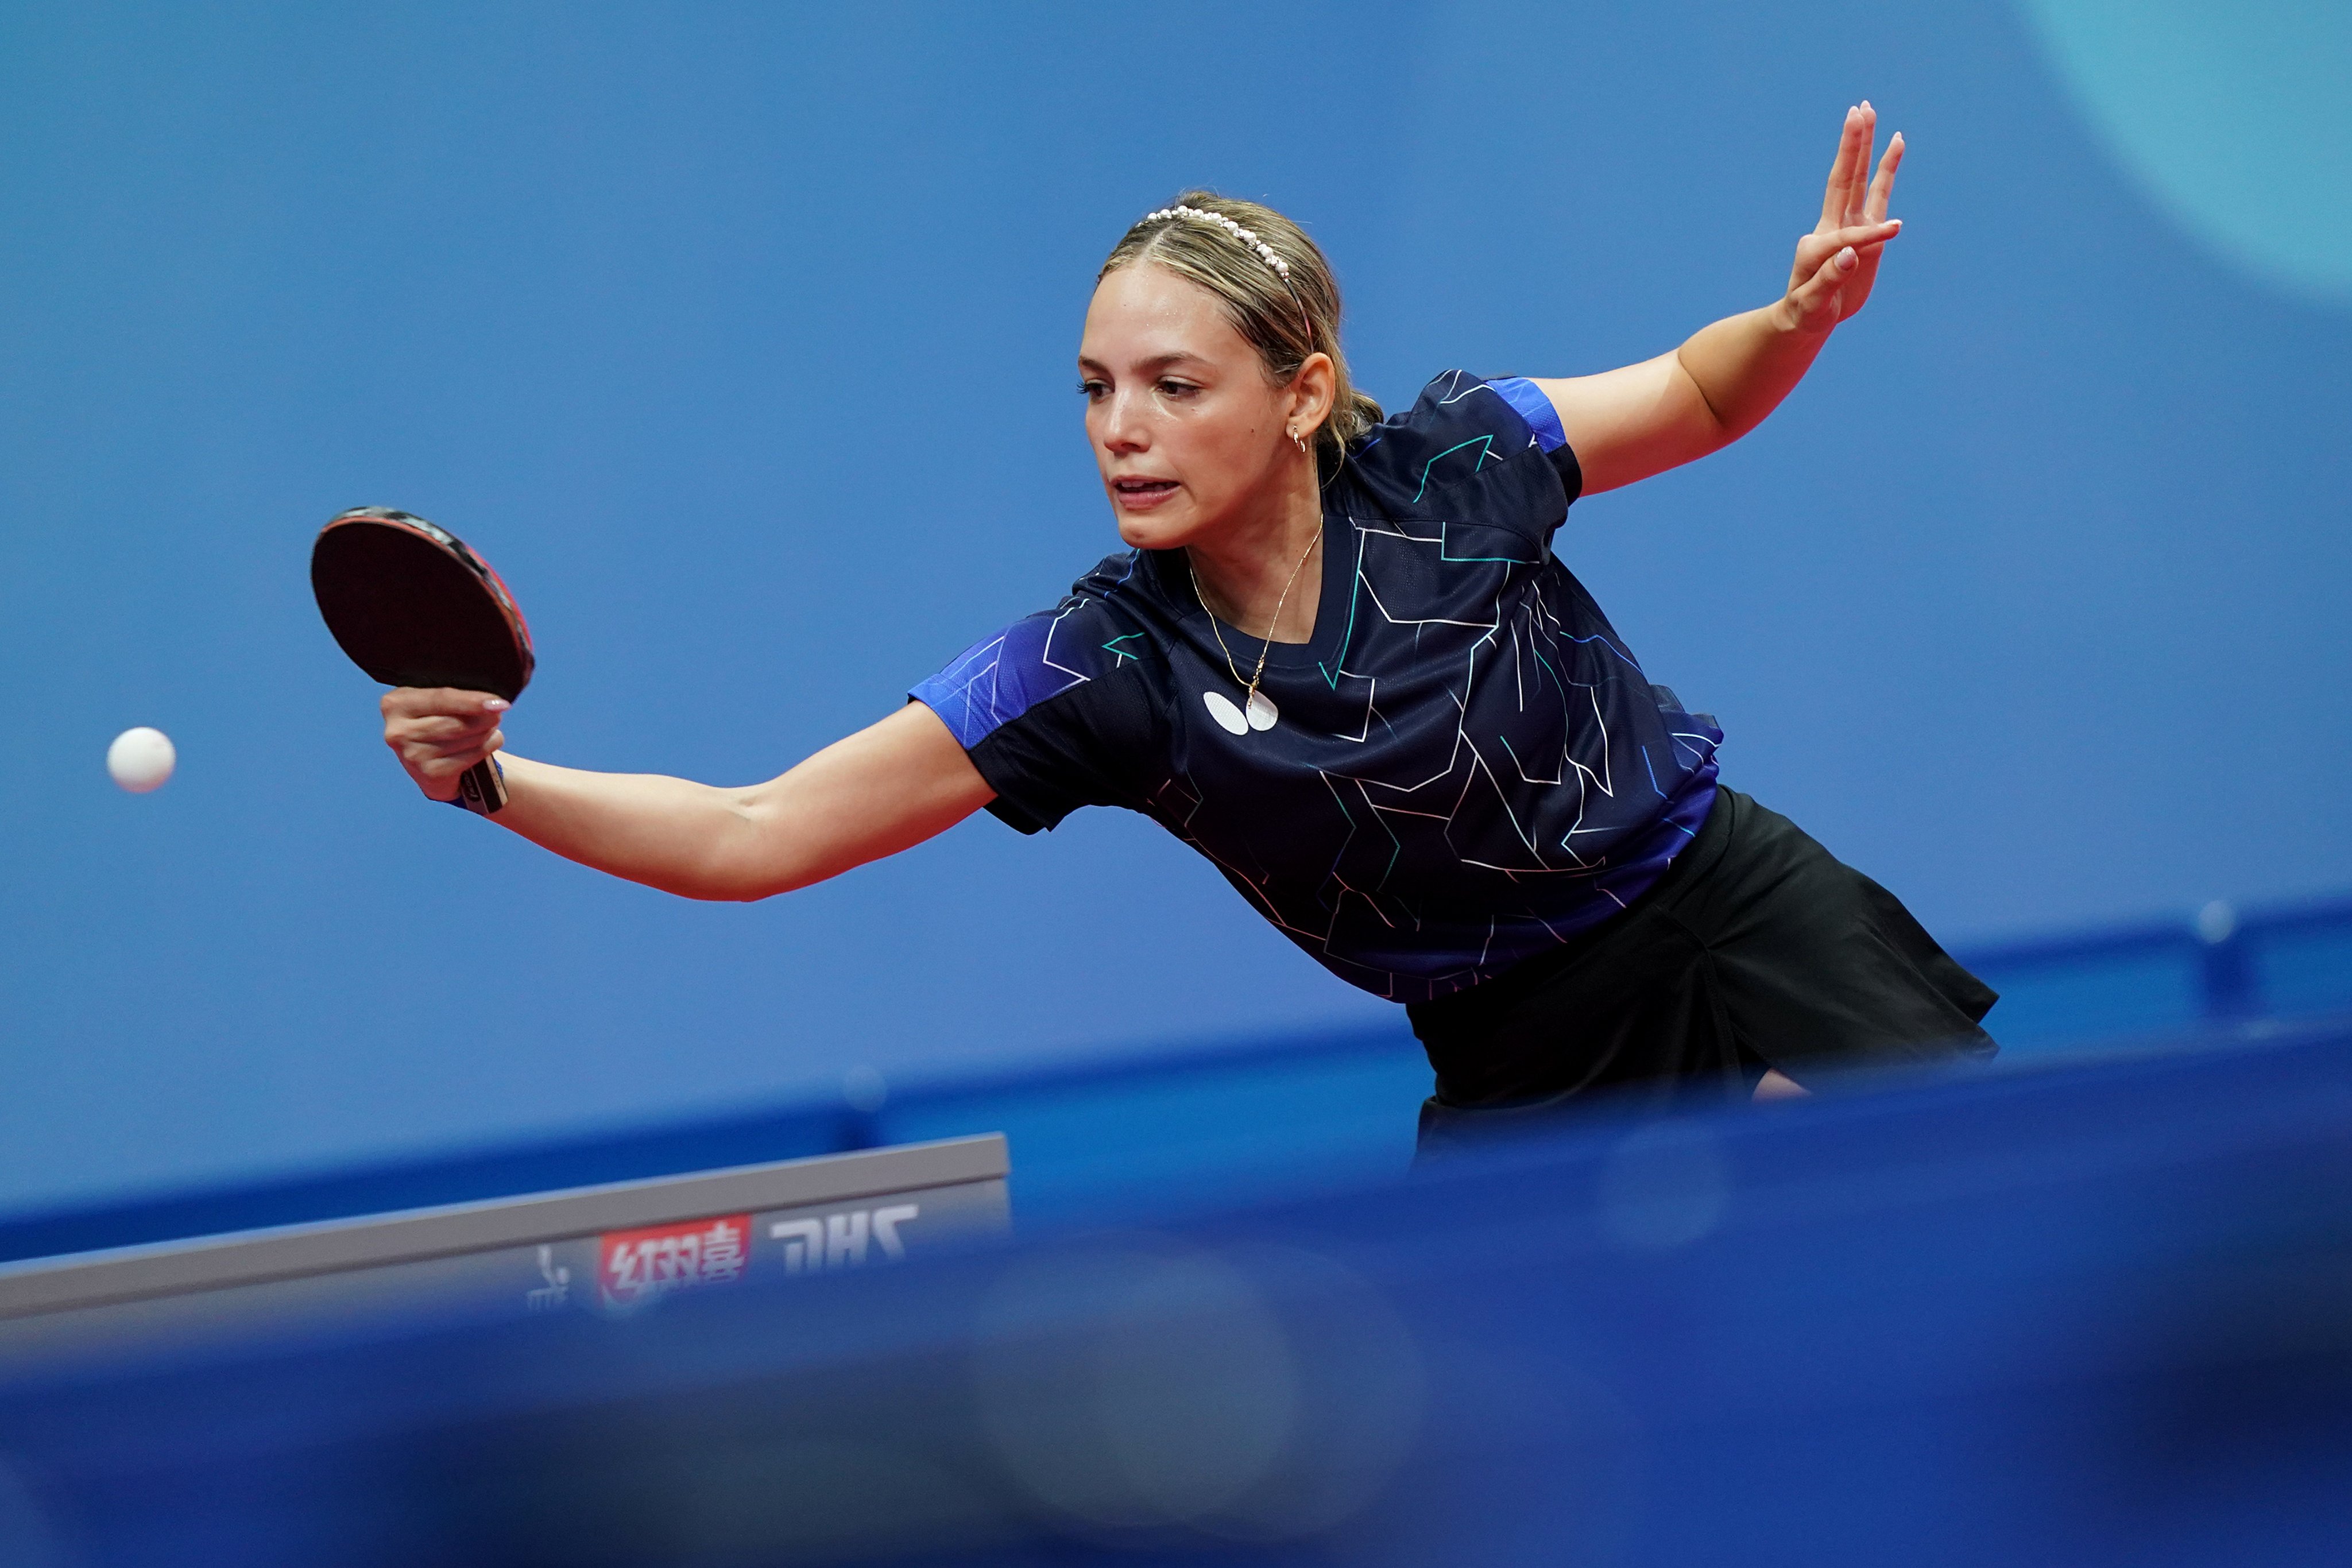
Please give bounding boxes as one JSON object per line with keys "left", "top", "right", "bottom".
{"left": 380, "top": 690, "right": 504, "bottom": 749}
{"left": 381, "top": 687, "right": 510, "bottom": 721}
{"left": 394, "top": 728, "right": 503, "bottom": 801}
{"left": 383, "top": 700, "right": 502, "bottom": 744}
{"left": 410, "top": 731, "right": 504, "bottom": 771}
{"left": 1850, "top": 102, "right": 1877, "bottom": 223}
{"left": 1820, "top": 102, "right": 1894, "bottom": 228}
{"left": 1794, "top": 110, "right": 1900, "bottom": 329}
{"left": 388, "top": 722, "right": 500, "bottom": 758}
{"left": 1786, "top": 244, "right": 1858, "bottom": 328}
{"left": 1790, "top": 216, "right": 1900, "bottom": 287}
{"left": 1864, "top": 130, "right": 1904, "bottom": 223}
{"left": 1830, "top": 217, "right": 1901, "bottom": 251}
{"left": 379, "top": 687, "right": 510, "bottom": 801}
{"left": 1819, "top": 104, "right": 1867, "bottom": 226}
{"left": 395, "top": 713, "right": 502, "bottom": 748}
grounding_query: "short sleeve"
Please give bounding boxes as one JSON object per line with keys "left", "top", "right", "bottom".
{"left": 1345, "top": 371, "right": 1583, "bottom": 556}
{"left": 910, "top": 604, "right": 1160, "bottom": 834}
{"left": 1483, "top": 375, "right": 1584, "bottom": 502}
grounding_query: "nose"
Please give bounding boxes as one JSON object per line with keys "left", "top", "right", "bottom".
{"left": 1098, "top": 386, "right": 1149, "bottom": 454}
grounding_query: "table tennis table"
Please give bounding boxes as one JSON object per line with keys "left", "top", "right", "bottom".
{"left": 0, "top": 1132, "right": 1008, "bottom": 1368}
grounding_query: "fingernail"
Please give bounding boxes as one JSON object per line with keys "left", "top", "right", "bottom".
{"left": 1838, "top": 247, "right": 1856, "bottom": 270}
{"left": 1887, "top": 218, "right": 1902, "bottom": 229}
{"left": 484, "top": 698, "right": 509, "bottom": 711}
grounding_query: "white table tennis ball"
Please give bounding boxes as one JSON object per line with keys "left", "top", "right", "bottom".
{"left": 107, "top": 726, "right": 176, "bottom": 793}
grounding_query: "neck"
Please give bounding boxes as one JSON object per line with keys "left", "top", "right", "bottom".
{"left": 1185, "top": 454, "right": 1324, "bottom": 644}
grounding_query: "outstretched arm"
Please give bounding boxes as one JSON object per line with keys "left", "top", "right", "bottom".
{"left": 382, "top": 692, "right": 993, "bottom": 901}
{"left": 1531, "top": 103, "right": 1905, "bottom": 497}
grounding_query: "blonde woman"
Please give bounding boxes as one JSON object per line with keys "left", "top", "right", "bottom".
{"left": 383, "top": 103, "right": 1994, "bottom": 1147}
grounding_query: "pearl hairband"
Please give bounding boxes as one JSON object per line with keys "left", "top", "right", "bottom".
{"left": 1141, "top": 205, "right": 1293, "bottom": 280}
{"left": 1138, "top": 203, "right": 1321, "bottom": 427}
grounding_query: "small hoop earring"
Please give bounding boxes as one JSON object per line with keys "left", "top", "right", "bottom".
{"left": 1290, "top": 428, "right": 1307, "bottom": 455}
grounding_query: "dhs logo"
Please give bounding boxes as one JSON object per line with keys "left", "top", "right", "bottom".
{"left": 768, "top": 1203, "right": 920, "bottom": 1274}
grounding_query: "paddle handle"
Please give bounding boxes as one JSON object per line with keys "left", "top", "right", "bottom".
{"left": 454, "top": 757, "right": 508, "bottom": 816}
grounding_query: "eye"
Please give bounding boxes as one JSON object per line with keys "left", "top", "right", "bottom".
{"left": 1156, "top": 378, "right": 1200, "bottom": 399}
{"left": 1077, "top": 378, "right": 1108, "bottom": 400}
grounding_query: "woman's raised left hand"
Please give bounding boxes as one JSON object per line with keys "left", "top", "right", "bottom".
{"left": 1781, "top": 102, "right": 1905, "bottom": 332}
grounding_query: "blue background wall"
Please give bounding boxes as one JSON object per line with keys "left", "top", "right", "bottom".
{"left": 1, "top": 1, "right": 2345, "bottom": 1211}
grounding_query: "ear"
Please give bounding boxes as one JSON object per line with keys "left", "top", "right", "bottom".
{"left": 1286, "top": 352, "right": 1337, "bottom": 438}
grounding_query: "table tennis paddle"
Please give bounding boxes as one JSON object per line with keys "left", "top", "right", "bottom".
{"left": 311, "top": 507, "right": 534, "bottom": 816}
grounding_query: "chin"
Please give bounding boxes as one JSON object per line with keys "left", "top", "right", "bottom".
{"left": 1111, "top": 512, "right": 1200, "bottom": 552}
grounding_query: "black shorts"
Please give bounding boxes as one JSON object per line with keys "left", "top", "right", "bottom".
{"left": 1406, "top": 788, "right": 1997, "bottom": 1153}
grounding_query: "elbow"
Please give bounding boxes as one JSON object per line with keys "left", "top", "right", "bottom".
{"left": 1668, "top": 349, "right": 1740, "bottom": 453}
{"left": 659, "top": 857, "right": 796, "bottom": 904}
{"left": 687, "top": 858, "right": 819, "bottom": 904}
{"left": 694, "top": 870, "right": 798, "bottom": 904}
{"left": 667, "top": 880, "right": 784, "bottom": 905}
{"left": 680, "top": 793, "right": 810, "bottom": 901}
{"left": 1697, "top": 394, "right": 1761, "bottom": 455}
{"left": 684, "top": 882, "right": 773, "bottom": 905}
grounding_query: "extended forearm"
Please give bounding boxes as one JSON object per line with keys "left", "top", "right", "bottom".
{"left": 488, "top": 754, "right": 777, "bottom": 901}
{"left": 1673, "top": 302, "right": 1832, "bottom": 445}
{"left": 1535, "top": 300, "right": 1840, "bottom": 495}
{"left": 475, "top": 706, "right": 994, "bottom": 903}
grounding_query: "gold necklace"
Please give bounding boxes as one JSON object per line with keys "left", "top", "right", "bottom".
{"left": 1187, "top": 520, "right": 1323, "bottom": 735}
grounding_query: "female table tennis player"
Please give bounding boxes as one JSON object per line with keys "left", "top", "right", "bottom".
{"left": 382, "top": 103, "right": 1995, "bottom": 1146}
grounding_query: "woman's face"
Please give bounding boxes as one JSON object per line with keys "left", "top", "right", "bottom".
{"left": 1079, "top": 263, "right": 1297, "bottom": 550}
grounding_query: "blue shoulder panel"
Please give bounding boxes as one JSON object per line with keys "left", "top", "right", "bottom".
{"left": 1485, "top": 375, "right": 1568, "bottom": 452}
{"left": 909, "top": 607, "right": 1090, "bottom": 749}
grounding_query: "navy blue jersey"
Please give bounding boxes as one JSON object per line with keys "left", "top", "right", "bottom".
{"left": 911, "top": 371, "right": 1722, "bottom": 1002}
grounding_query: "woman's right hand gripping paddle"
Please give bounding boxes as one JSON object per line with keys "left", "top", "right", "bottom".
{"left": 382, "top": 688, "right": 509, "bottom": 804}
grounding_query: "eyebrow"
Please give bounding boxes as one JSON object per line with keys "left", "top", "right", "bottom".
{"left": 1077, "top": 351, "right": 1210, "bottom": 375}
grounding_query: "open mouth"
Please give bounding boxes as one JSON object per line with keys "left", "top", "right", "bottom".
{"left": 1112, "top": 477, "right": 1180, "bottom": 501}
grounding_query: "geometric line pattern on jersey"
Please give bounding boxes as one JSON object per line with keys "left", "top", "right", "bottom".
{"left": 1146, "top": 375, "right": 1717, "bottom": 996}
{"left": 1379, "top": 371, "right": 1707, "bottom": 988}
{"left": 910, "top": 371, "right": 1720, "bottom": 1003}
